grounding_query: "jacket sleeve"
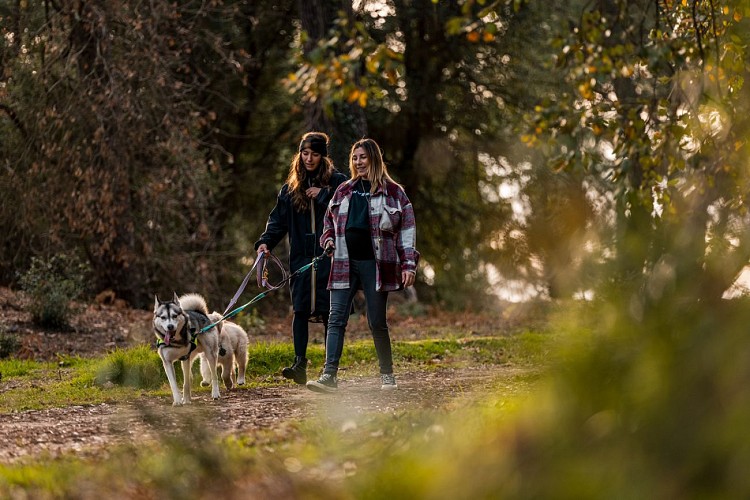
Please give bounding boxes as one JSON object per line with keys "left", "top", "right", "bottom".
{"left": 320, "top": 188, "right": 340, "bottom": 248}
{"left": 254, "top": 186, "right": 289, "bottom": 251}
{"left": 396, "top": 188, "right": 419, "bottom": 273}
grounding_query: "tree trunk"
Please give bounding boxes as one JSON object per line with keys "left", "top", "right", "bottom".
{"left": 297, "top": 0, "right": 367, "bottom": 170}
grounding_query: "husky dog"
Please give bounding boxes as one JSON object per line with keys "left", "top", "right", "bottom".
{"left": 153, "top": 293, "right": 221, "bottom": 405}
{"left": 201, "top": 313, "right": 249, "bottom": 390}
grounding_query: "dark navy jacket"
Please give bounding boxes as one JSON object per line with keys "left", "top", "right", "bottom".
{"left": 255, "top": 170, "right": 348, "bottom": 315}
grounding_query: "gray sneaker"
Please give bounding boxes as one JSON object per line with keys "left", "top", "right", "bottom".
{"left": 307, "top": 373, "right": 338, "bottom": 393}
{"left": 381, "top": 373, "right": 398, "bottom": 390}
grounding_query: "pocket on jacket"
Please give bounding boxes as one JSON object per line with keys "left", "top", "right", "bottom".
{"left": 379, "top": 204, "right": 402, "bottom": 233}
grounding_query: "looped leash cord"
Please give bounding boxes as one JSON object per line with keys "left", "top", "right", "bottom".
{"left": 220, "top": 251, "right": 289, "bottom": 317}
{"left": 201, "top": 247, "right": 333, "bottom": 334}
{"left": 256, "top": 252, "right": 288, "bottom": 291}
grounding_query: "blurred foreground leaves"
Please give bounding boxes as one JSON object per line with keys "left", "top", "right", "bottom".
{"left": 351, "top": 296, "right": 750, "bottom": 498}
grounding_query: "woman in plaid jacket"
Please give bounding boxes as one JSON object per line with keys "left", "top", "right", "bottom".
{"left": 307, "top": 138, "right": 419, "bottom": 393}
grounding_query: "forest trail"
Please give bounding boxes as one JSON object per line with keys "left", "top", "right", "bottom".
{"left": 0, "top": 365, "right": 513, "bottom": 464}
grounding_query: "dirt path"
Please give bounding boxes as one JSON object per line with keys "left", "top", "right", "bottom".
{"left": 0, "top": 286, "right": 531, "bottom": 465}
{"left": 0, "top": 365, "right": 509, "bottom": 465}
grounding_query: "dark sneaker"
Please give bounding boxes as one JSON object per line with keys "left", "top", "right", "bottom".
{"left": 381, "top": 373, "right": 398, "bottom": 390}
{"left": 306, "top": 373, "right": 338, "bottom": 393}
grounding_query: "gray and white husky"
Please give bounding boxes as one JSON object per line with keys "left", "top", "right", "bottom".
{"left": 153, "top": 293, "right": 221, "bottom": 405}
{"left": 203, "top": 312, "right": 249, "bottom": 390}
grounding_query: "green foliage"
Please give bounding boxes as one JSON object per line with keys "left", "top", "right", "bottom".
{"left": 232, "top": 309, "right": 267, "bottom": 336}
{"left": 526, "top": 0, "right": 750, "bottom": 301}
{"left": 0, "top": 0, "right": 579, "bottom": 309}
{"left": 93, "top": 345, "right": 165, "bottom": 389}
{"left": 347, "top": 297, "right": 750, "bottom": 497}
{"left": 18, "top": 254, "right": 90, "bottom": 329}
{"left": 0, "top": 358, "right": 41, "bottom": 378}
{"left": 394, "top": 339, "right": 461, "bottom": 363}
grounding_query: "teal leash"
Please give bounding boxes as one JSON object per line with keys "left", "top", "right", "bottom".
{"left": 200, "top": 249, "right": 330, "bottom": 333}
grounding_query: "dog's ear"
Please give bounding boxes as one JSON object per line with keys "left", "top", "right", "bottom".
{"left": 154, "top": 295, "right": 160, "bottom": 311}
{"left": 172, "top": 291, "right": 180, "bottom": 304}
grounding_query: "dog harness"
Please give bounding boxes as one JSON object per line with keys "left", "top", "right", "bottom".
{"left": 155, "top": 310, "right": 208, "bottom": 361}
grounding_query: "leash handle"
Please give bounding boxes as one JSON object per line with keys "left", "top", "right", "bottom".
{"left": 256, "top": 251, "right": 288, "bottom": 291}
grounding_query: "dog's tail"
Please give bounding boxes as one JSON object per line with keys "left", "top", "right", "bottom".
{"left": 178, "top": 293, "right": 209, "bottom": 315}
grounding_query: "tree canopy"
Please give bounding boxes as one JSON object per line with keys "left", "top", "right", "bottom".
{"left": 1, "top": 0, "right": 749, "bottom": 312}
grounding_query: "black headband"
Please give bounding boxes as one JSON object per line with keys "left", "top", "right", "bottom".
{"left": 299, "top": 136, "right": 328, "bottom": 157}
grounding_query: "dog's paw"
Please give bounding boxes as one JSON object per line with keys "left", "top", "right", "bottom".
{"left": 200, "top": 381, "right": 210, "bottom": 387}
{"left": 172, "top": 401, "right": 183, "bottom": 407}
{"left": 237, "top": 380, "right": 245, "bottom": 386}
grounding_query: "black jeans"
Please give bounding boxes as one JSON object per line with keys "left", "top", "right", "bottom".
{"left": 323, "top": 259, "right": 393, "bottom": 375}
{"left": 292, "top": 310, "right": 328, "bottom": 358}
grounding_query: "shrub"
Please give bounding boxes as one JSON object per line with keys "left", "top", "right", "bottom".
{"left": 94, "top": 345, "right": 165, "bottom": 389}
{"left": 0, "top": 330, "right": 20, "bottom": 358}
{"left": 233, "top": 308, "right": 266, "bottom": 335}
{"left": 18, "top": 254, "right": 90, "bottom": 329}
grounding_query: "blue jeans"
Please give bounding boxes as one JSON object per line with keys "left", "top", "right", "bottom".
{"left": 324, "top": 259, "right": 393, "bottom": 375}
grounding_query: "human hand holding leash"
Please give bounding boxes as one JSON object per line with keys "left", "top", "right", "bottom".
{"left": 306, "top": 187, "right": 321, "bottom": 198}
{"left": 257, "top": 243, "right": 269, "bottom": 256}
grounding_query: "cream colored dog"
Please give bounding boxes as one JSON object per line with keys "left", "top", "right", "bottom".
{"left": 201, "top": 313, "right": 249, "bottom": 390}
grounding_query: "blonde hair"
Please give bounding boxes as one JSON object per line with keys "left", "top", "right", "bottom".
{"left": 286, "top": 131, "right": 335, "bottom": 211}
{"left": 349, "top": 138, "right": 399, "bottom": 192}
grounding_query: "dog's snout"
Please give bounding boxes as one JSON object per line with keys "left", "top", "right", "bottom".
{"left": 167, "top": 324, "right": 176, "bottom": 332}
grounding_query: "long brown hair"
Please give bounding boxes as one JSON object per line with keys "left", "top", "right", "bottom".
{"left": 349, "top": 138, "right": 399, "bottom": 192}
{"left": 287, "top": 132, "right": 335, "bottom": 212}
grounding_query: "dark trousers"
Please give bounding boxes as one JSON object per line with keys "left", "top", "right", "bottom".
{"left": 324, "top": 259, "right": 393, "bottom": 375}
{"left": 292, "top": 310, "right": 328, "bottom": 358}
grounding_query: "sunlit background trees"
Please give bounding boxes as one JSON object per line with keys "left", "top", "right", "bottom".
{"left": 1, "top": 0, "right": 749, "bottom": 314}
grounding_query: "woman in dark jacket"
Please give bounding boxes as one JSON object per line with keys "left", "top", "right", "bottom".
{"left": 255, "top": 131, "right": 348, "bottom": 384}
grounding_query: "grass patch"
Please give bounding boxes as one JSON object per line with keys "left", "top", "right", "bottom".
{"left": 461, "top": 331, "right": 555, "bottom": 366}
{"left": 0, "top": 378, "right": 133, "bottom": 413}
{"left": 243, "top": 342, "right": 311, "bottom": 377}
{"left": 93, "top": 344, "right": 164, "bottom": 389}
{"left": 0, "top": 332, "right": 556, "bottom": 414}
{"left": 0, "top": 358, "right": 47, "bottom": 378}
{"left": 395, "top": 338, "right": 461, "bottom": 362}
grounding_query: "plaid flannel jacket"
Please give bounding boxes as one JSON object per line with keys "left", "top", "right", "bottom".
{"left": 321, "top": 179, "right": 419, "bottom": 291}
